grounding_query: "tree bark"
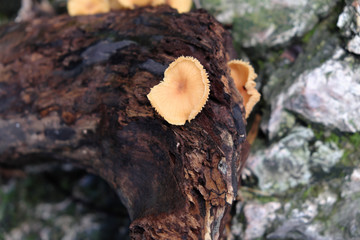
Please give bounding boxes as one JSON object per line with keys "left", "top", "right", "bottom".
{"left": 0, "top": 6, "right": 250, "bottom": 239}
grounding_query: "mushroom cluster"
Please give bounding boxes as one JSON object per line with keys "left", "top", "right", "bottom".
{"left": 67, "top": 0, "right": 192, "bottom": 16}
{"left": 147, "top": 57, "right": 260, "bottom": 125}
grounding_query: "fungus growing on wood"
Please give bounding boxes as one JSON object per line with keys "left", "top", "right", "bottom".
{"left": 228, "top": 60, "right": 261, "bottom": 119}
{"left": 152, "top": 0, "right": 192, "bottom": 13}
{"left": 109, "top": 0, "right": 124, "bottom": 10}
{"left": 168, "top": 0, "right": 192, "bottom": 13}
{"left": 118, "top": 0, "right": 152, "bottom": 9}
{"left": 147, "top": 56, "right": 210, "bottom": 125}
{"left": 67, "top": 0, "right": 110, "bottom": 16}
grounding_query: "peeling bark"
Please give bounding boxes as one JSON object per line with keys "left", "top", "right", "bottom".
{"left": 0, "top": 6, "right": 250, "bottom": 239}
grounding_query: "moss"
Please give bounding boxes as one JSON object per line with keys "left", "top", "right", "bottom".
{"left": 311, "top": 125, "right": 360, "bottom": 168}
{"left": 0, "top": 181, "right": 28, "bottom": 230}
{"left": 302, "top": 26, "right": 318, "bottom": 44}
{"left": 302, "top": 184, "right": 323, "bottom": 199}
{"left": 349, "top": 132, "right": 360, "bottom": 148}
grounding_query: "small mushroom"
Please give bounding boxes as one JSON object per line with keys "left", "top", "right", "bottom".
{"left": 167, "top": 0, "right": 192, "bottom": 13}
{"left": 118, "top": 0, "right": 152, "bottom": 9}
{"left": 109, "top": 0, "right": 124, "bottom": 10}
{"left": 147, "top": 56, "right": 210, "bottom": 125}
{"left": 228, "top": 60, "right": 260, "bottom": 119}
{"left": 152, "top": 0, "right": 192, "bottom": 13}
{"left": 151, "top": 0, "right": 166, "bottom": 6}
{"left": 67, "top": 0, "right": 110, "bottom": 16}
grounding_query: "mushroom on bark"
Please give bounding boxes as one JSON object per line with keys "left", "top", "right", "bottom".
{"left": 147, "top": 56, "right": 210, "bottom": 125}
{"left": 67, "top": 0, "right": 110, "bottom": 16}
{"left": 228, "top": 60, "right": 261, "bottom": 118}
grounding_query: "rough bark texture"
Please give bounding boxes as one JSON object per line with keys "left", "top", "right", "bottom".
{"left": 0, "top": 6, "right": 250, "bottom": 239}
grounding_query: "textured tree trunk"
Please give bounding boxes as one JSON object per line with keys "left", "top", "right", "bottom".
{"left": 0, "top": 6, "right": 250, "bottom": 239}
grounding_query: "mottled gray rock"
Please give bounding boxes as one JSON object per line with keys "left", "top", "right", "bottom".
{"left": 247, "top": 127, "right": 314, "bottom": 194}
{"left": 200, "top": 0, "right": 339, "bottom": 47}
{"left": 327, "top": 197, "right": 360, "bottom": 239}
{"left": 310, "top": 141, "right": 344, "bottom": 172}
{"left": 247, "top": 126, "right": 343, "bottom": 194}
{"left": 243, "top": 202, "right": 281, "bottom": 239}
{"left": 265, "top": 48, "right": 360, "bottom": 135}
{"left": 337, "top": 1, "right": 360, "bottom": 55}
{"left": 347, "top": 35, "right": 360, "bottom": 54}
{"left": 267, "top": 219, "right": 328, "bottom": 240}
{"left": 261, "top": 26, "right": 339, "bottom": 139}
{"left": 0, "top": 169, "right": 130, "bottom": 240}
{"left": 236, "top": 185, "right": 340, "bottom": 240}
{"left": 341, "top": 168, "right": 360, "bottom": 198}
{"left": 231, "top": 201, "right": 281, "bottom": 240}
{"left": 284, "top": 50, "right": 360, "bottom": 132}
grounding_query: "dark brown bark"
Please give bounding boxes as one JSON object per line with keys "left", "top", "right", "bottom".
{"left": 0, "top": 6, "right": 250, "bottom": 239}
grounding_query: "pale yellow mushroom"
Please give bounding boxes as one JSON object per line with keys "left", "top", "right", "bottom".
{"left": 228, "top": 60, "right": 261, "bottom": 119}
{"left": 151, "top": 0, "right": 165, "bottom": 6}
{"left": 147, "top": 56, "right": 210, "bottom": 125}
{"left": 67, "top": 0, "right": 110, "bottom": 16}
{"left": 116, "top": 0, "right": 192, "bottom": 12}
{"left": 118, "top": 0, "right": 152, "bottom": 9}
{"left": 166, "top": 0, "right": 192, "bottom": 13}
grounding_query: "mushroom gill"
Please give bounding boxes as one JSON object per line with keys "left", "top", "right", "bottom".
{"left": 67, "top": 0, "right": 110, "bottom": 16}
{"left": 228, "top": 60, "right": 261, "bottom": 119}
{"left": 147, "top": 56, "right": 210, "bottom": 125}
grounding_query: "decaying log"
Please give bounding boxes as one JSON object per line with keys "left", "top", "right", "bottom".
{"left": 0, "top": 6, "right": 250, "bottom": 239}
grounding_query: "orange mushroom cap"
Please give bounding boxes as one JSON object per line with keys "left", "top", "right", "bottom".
{"left": 67, "top": 0, "right": 110, "bottom": 16}
{"left": 151, "top": 0, "right": 166, "bottom": 6}
{"left": 166, "top": 0, "right": 192, "bottom": 13}
{"left": 118, "top": 0, "right": 152, "bottom": 9}
{"left": 147, "top": 56, "right": 210, "bottom": 125}
{"left": 228, "top": 60, "right": 261, "bottom": 119}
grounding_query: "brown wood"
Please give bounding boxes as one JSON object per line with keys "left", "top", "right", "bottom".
{"left": 0, "top": 6, "right": 250, "bottom": 239}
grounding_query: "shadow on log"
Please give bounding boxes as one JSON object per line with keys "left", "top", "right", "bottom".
{"left": 0, "top": 6, "right": 250, "bottom": 239}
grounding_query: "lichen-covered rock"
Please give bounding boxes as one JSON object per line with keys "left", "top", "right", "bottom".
{"left": 247, "top": 126, "right": 343, "bottom": 194}
{"left": 0, "top": 168, "right": 130, "bottom": 239}
{"left": 261, "top": 24, "right": 340, "bottom": 139}
{"left": 243, "top": 202, "right": 281, "bottom": 239}
{"left": 267, "top": 189, "right": 338, "bottom": 240}
{"left": 283, "top": 49, "right": 360, "bottom": 132}
{"left": 341, "top": 168, "right": 360, "bottom": 198}
{"left": 200, "top": 0, "right": 339, "bottom": 47}
{"left": 231, "top": 201, "right": 281, "bottom": 239}
{"left": 263, "top": 44, "right": 360, "bottom": 136}
{"left": 324, "top": 169, "right": 360, "bottom": 239}
{"left": 236, "top": 171, "right": 360, "bottom": 240}
{"left": 337, "top": 0, "right": 360, "bottom": 55}
{"left": 311, "top": 141, "right": 344, "bottom": 172}
{"left": 247, "top": 127, "right": 313, "bottom": 194}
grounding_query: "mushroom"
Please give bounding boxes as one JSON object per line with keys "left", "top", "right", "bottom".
{"left": 152, "top": 0, "right": 192, "bottom": 13}
{"left": 118, "top": 0, "right": 152, "bottom": 9}
{"left": 228, "top": 60, "right": 260, "bottom": 119}
{"left": 67, "top": 0, "right": 110, "bottom": 16}
{"left": 109, "top": 0, "right": 124, "bottom": 10}
{"left": 151, "top": 0, "right": 166, "bottom": 6}
{"left": 147, "top": 56, "right": 210, "bottom": 125}
{"left": 166, "top": 0, "right": 192, "bottom": 13}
